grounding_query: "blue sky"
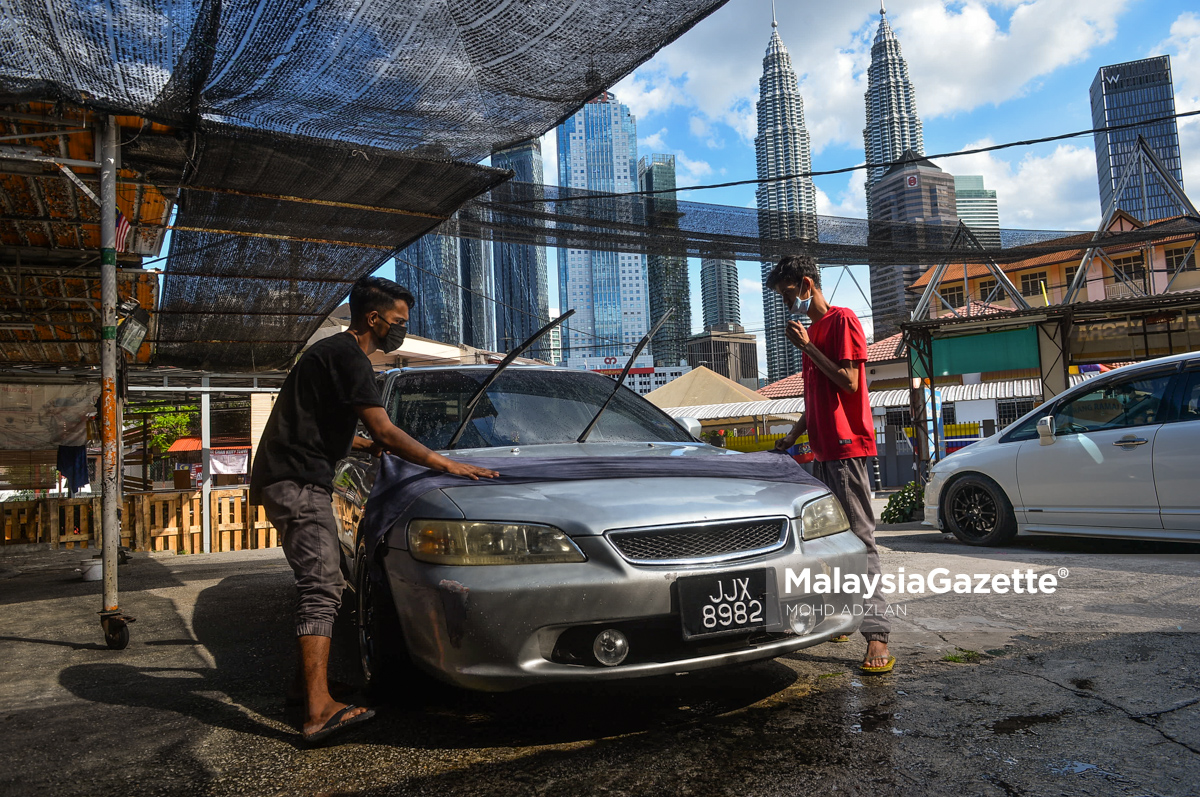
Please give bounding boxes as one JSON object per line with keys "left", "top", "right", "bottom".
{"left": 533, "top": 0, "right": 1200, "bottom": 381}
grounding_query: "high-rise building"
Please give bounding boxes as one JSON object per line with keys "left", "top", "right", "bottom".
{"left": 686, "top": 325, "right": 760, "bottom": 390}
{"left": 1091, "top": 56, "right": 1186, "bottom": 222}
{"left": 458, "top": 205, "right": 494, "bottom": 351}
{"left": 395, "top": 232, "right": 460, "bottom": 344}
{"left": 869, "top": 151, "right": 959, "bottom": 336}
{"left": 953, "top": 175, "right": 1001, "bottom": 249}
{"left": 491, "top": 140, "right": 550, "bottom": 357}
{"left": 701, "top": 257, "right": 740, "bottom": 329}
{"left": 863, "top": 3, "right": 924, "bottom": 212}
{"left": 638, "top": 154, "right": 691, "bottom": 366}
{"left": 755, "top": 15, "right": 817, "bottom": 383}
{"left": 557, "top": 92, "right": 648, "bottom": 360}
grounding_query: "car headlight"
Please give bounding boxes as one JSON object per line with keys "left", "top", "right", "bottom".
{"left": 407, "top": 520, "right": 587, "bottom": 565}
{"left": 799, "top": 495, "right": 851, "bottom": 541}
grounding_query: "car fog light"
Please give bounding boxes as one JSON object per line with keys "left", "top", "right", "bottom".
{"left": 789, "top": 607, "right": 816, "bottom": 636}
{"left": 593, "top": 629, "right": 629, "bottom": 666}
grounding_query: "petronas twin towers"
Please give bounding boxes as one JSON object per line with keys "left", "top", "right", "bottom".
{"left": 758, "top": 4, "right": 923, "bottom": 382}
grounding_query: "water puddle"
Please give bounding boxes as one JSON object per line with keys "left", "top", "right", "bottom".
{"left": 990, "top": 711, "right": 1065, "bottom": 735}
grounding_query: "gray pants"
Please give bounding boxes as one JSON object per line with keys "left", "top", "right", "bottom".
{"left": 812, "top": 457, "right": 889, "bottom": 642}
{"left": 261, "top": 480, "right": 343, "bottom": 638}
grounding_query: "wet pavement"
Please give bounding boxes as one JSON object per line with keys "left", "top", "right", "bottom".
{"left": 1, "top": 528, "right": 1199, "bottom": 796}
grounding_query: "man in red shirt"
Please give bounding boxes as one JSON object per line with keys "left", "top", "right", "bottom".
{"left": 768, "top": 255, "right": 893, "bottom": 673}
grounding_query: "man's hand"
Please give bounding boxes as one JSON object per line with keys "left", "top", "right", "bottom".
{"left": 437, "top": 458, "right": 499, "bottom": 480}
{"left": 785, "top": 320, "right": 811, "bottom": 352}
{"left": 774, "top": 430, "right": 799, "bottom": 452}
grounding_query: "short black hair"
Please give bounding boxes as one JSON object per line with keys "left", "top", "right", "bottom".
{"left": 349, "top": 276, "right": 416, "bottom": 323}
{"left": 765, "top": 255, "right": 821, "bottom": 292}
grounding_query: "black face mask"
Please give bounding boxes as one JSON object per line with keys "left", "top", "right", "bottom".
{"left": 377, "top": 317, "right": 407, "bottom": 352}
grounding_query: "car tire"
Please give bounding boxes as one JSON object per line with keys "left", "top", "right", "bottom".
{"left": 942, "top": 474, "right": 1018, "bottom": 547}
{"left": 354, "top": 539, "right": 412, "bottom": 700}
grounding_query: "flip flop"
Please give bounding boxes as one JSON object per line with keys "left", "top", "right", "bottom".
{"left": 860, "top": 655, "right": 896, "bottom": 675}
{"left": 829, "top": 634, "right": 850, "bottom": 643}
{"left": 285, "top": 679, "right": 357, "bottom": 708}
{"left": 301, "top": 705, "right": 376, "bottom": 747}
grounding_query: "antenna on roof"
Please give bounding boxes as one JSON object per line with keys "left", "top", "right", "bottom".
{"left": 771, "top": 0, "right": 777, "bottom": 27}
{"left": 880, "top": 1, "right": 887, "bottom": 16}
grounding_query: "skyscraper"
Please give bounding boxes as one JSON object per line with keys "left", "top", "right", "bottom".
{"left": 458, "top": 208, "right": 494, "bottom": 351}
{"left": 395, "top": 232, "right": 460, "bottom": 344}
{"left": 755, "top": 14, "right": 818, "bottom": 383}
{"left": 953, "top": 175, "right": 1001, "bottom": 249}
{"left": 491, "top": 140, "right": 549, "bottom": 357}
{"left": 869, "top": 151, "right": 958, "bottom": 335}
{"left": 863, "top": 3, "right": 924, "bottom": 211}
{"left": 557, "top": 92, "right": 648, "bottom": 361}
{"left": 638, "top": 154, "right": 691, "bottom": 366}
{"left": 1091, "top": 56, "right": 1186, "bottom": 222}
{"left": 701, "top": 257, "right": 740, "bottom": 329}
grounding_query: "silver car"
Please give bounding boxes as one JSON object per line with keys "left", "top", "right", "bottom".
{"left": 925, "top": 351, "right": 1200, "bottom": 546}
{"left": 333, "top": 365, "right": 867, "bottom": 692}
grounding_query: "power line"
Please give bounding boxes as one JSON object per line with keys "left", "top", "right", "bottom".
{"left": 521, "top": 108, "right": 1200, "bottom": 204}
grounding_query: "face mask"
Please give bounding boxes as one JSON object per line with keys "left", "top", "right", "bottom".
{"left": 377, "top": 317, "right": 407, "bottom": 352}
{"left": 789, "top": 294, "right": 811, "bottom": 317}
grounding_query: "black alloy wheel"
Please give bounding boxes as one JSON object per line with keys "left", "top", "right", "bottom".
{"left": 355, "top": 540, "right": 408, "bottom": 698}
{"left": 943, "top": 475, "right": 1018, "bottom": 547}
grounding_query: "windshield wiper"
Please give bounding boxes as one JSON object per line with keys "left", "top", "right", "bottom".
{"left": 446, "top": 309, "right": 575, "bottom": 450}
{"left": 576, "top": 308, "right": 674, "bottom": 444}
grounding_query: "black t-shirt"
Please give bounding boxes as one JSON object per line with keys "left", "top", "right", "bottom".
{"left": 250, "top": 333, "right": 383, "bottom": 502}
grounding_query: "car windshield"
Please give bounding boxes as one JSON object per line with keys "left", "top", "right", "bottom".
{"left": 389, "top": 369, "right": 694, "bottom": 449}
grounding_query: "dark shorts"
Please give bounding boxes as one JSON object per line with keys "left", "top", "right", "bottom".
{"left": 260, "top": 480, "right": 343, "bottom": 638}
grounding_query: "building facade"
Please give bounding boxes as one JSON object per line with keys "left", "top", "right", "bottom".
{"left": 557, "top": 93, "right": 649, "bottom": 361}
{"left": 491, "top": 140, "right": 550, "bottom": 358}
{"left": 686, "top": 324, "right": 760, "bottom": 390}
{"left": 395, "top": 232, "right": 460, "bottom": 344}
{"left": 755, "top": 17, "right": 817, "bottom": 383}
{"left": 701, "top": 257, "right": 740, "bottom": 329}
{"left": 638, "top": 154, "right": 691, "bottom": 366}
{"left": 1091, "top": 56, "right": 1186, "bottom": 222}
{"left": 953, "top": 175, "right": 1001, "bottom": 249}
{"left": 457, "top": 205, "right": 494, "bottom": 351}
{"left": 564, "top": 355, "right": 690, "bottom": 396}
{"left": 863, "top": 4, "right": 924, "bottom": 213}
{"left": 869, "top": 152, "right": 959, "bottom": 336}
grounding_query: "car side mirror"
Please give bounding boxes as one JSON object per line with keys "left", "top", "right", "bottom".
{"left": 1036, "top": 416, "right": 1056, "bottom": 446}
{"left": 676, "top": 417, "right": 702, "bottom": 439}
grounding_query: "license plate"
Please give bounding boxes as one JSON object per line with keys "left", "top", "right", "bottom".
{"left": 677, "top": 568, "right": 768, "bottom": 640}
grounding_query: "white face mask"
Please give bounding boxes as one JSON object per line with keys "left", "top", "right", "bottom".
{"left": 789, "top": 294, "right": 811, "bottom": 317}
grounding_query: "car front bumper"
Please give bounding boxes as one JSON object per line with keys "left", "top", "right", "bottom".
{"left": 383, "top": 528, "right": 868, "bottom": 691}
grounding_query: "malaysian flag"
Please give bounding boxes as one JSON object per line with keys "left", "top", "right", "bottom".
{"left": 115, "top": 211, "right": 132, "bottom": 253}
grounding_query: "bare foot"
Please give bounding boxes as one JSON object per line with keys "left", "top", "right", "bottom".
{"left": 304, "top": 699, "right": 370, "bottom": 738}
{"left": 863, "top": 639, "right": 891, "bottom": 669}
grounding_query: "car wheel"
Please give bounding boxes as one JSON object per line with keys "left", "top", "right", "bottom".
{"left": 943, "top": 474, "right": 1018, "bottom": 547}
{"left": 354, "top": 539, "right": 411, "bottom": 699}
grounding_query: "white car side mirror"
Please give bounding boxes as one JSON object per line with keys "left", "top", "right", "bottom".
{"left": 1036, "top": 416, "right": 1056, "bottom": 446}
{"left": 676, "top": 417, "right": 702, "bottom": 439}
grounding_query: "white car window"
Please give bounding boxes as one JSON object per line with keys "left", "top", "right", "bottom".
{"left": 1053, "top": 373, "right": 1173, "bottom": 435}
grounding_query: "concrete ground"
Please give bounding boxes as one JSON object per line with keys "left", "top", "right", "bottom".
{"left": 2, "top": 527, "right": 1199, "bottom": 797}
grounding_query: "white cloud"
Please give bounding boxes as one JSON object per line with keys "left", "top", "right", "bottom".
{"left": 738, "top": 277, "right": 762, "bottom": 293}
{"left": 638, "top": 128, "right": 668, "bottom": 152}
{"left": 1156, "top": 13, "right": 1200, "bottom": 192}
{"left": 950, "top": 139, "right": 1101, "bottom": 230}
{"left": 539, "top": 130, "right": 558, "bottom": 186}
{"left": 815, "top": 174, "right": 867, "bottom": 217}
{"left": 612, "top": 1, "right": 1130, "bottom": 156}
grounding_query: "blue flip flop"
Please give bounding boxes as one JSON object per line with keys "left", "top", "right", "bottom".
{"left": 302, "top": 705, "right": 376, "bottom": 747}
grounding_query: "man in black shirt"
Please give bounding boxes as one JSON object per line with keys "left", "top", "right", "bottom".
{"left": 250, "top": 276, "right": 497, "bottom": 745}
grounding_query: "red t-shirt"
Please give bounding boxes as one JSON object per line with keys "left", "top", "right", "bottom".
{"left": 801, "top": 306, "right": 878, "bottom": 462}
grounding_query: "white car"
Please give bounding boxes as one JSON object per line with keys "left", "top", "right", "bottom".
{"left": 925, "top": 351, "right": 1200, "bottom": 546}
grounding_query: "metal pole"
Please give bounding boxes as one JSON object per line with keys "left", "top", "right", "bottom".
{"left": 99, "top": 116, "right": 127, "bottom": 647}
{"left": 201, "top": 376, "right": 212, "bottom": 553}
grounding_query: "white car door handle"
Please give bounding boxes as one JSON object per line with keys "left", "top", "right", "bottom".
{"left": 1113, "top": 438, "right": 1149, "bottom": 447}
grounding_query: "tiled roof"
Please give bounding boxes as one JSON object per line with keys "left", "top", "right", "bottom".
{"left": 757, "top": 331, "right": 909, "bottom": 399}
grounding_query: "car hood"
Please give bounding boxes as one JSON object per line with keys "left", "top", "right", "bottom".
{"left": 435, "top": 442, "right": 828, "bottom": 536}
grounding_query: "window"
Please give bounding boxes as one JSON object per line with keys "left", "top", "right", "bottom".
{"left": 1053, "top": 371, "right": 1173, "bottom": 434}
{"left": 998, "top": 398, "right": 1038, "bottom": 428}
{"left": 939, "top": 284, "right": 965, "bottom": 309}
{"left": 1174, "top": 371, "right": 1200, "bottom": 423}
{"left": 1166, "top": 245, "right": 1196, "bottom": 274}
{"left": 884, "top": 408, "right": 912, "bottom": 428}
{"left": 1020, "top": 272, "right": 1048, "bottom": 298}
{"left": 1109, "top": 252, "right": 1145, "bottom": 282}
{"left": 1064, "top": 265, "right": 1078, "bottom": 288}
{"left": 941, "top": 402, "right": 957, "bottom": 425}
{"left": 977, "top": 279, "right": 998, "bottom": 301}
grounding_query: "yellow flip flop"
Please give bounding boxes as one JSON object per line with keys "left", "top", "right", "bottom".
{"left": 829, "top": 634, "right": 850, "bottom": 643}
{"left": 860, "top": 655, "right": 896, "bottom": 674}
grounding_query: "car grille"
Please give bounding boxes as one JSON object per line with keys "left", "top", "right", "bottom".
{"left": 606, "top": 518, "right": 789, "bottom": 565}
